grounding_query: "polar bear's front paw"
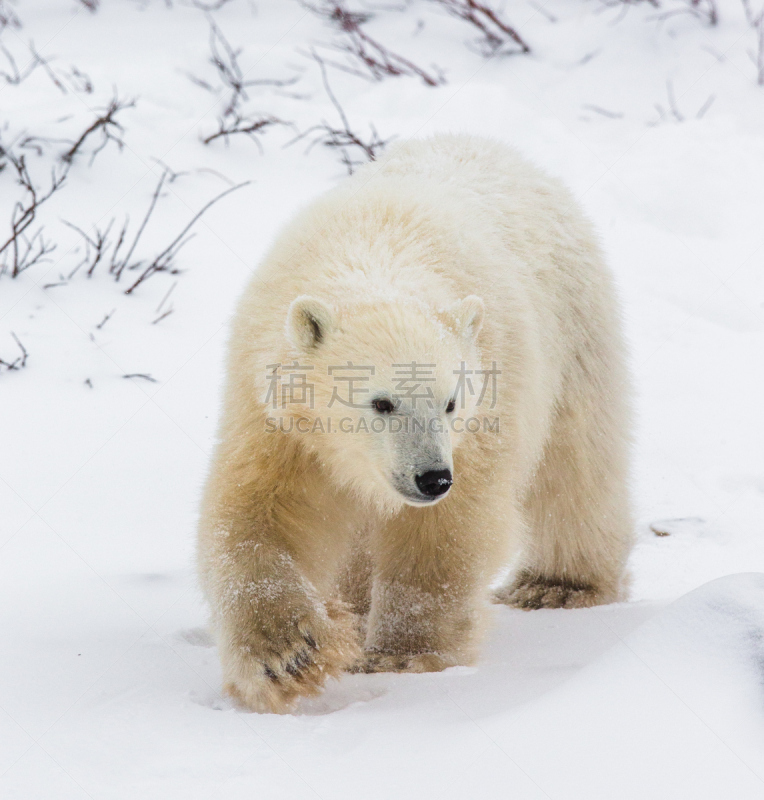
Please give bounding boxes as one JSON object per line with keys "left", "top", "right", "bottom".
{"left": 351, "top": 651, "right": 458, "bottom": 674}
{"left": 492, "top": 574, "right": 606, "bottom": 610}
{"left": 223, "top": 599, "right": 361, "bottom": 714}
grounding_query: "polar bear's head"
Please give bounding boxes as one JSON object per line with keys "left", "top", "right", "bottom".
{"left": 277, "top": 293, "right": 485, "bottom": 511}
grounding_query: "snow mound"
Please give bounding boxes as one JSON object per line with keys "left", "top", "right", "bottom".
{"left": 497, "top": 573, "right": 764, "bottom": 799}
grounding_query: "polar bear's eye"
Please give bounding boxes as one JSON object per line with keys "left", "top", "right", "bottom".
{"left": 446, "top": 398, "right": 456, "bottom": 413}
{"left": 372, "top": 398, "right": 395, "bottom": 414}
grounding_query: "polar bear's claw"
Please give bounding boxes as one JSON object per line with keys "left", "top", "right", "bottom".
{"left": 223, "top": 598, "right": 362, "bottom": 714}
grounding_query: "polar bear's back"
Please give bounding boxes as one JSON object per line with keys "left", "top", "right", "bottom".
{"left": 362, "top": 135, "right": 616, "bottom": 363}
{"left": 371, "top": 135, "right": 555, "bottom": 198}
{"left": 357, "top": 135, "right": 603, "bottom": 294}
{"left": 368, "top": 135, "right": 587, "bottom": 239}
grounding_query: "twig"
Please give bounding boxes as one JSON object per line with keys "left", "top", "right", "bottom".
{"left": 109, "top": 217, "right": 129, "bottom": 275}
{"left": 155, "top": 280, "right": 177, "bottom": 314}
{"left": 0, "top": 1, "right": 21, "bottom": 30}
{"left": 202, "top": 113, "right": 288, "bottom": 148}
{"left": 95, "top": 308, "right": 116, "bottom": 329}
{"left": 0, "top": 43, "right": 36, "bottom": 85}
{"left": 65, "top": 66, "right": 94, "bottom": 94}
{"left": 15, "top": 134, "right": 57, "bottom": 157}
{"left": 62, "top": 95, "right": 135, "bottom": 164}
{"left": 206, "top": 20, "right": 300, "bottom": 116}
{"left": 582, "top": 103, "right": 623, "bottom": 118}
{"left": 123, "top": 373, "right": 157, "bottom": 382}
{"left": 696, "top": 94, "right": 715, "bottom": 118}
{"left": 428, "top": 0, "right": 530, "bottom": 55}
{"left": 195, "top": 20, "right": 296, "bottom": 148}
{"left": 0, "top": 332, "right": 28, "bottom": 372}
{"left": 152, "top": 308, "right": 174, "bottom": 324}
{"left": 666, "top": 79, "right": 684, "bottom": 121}
{"left": 1, "top": 40, "right": 73, "bottom": 93}
{"left": 112, "top": 170, "right": 168, "bottom": 279}
{"left": 289, "top": 53, "right": 391, "bottom": 173}
{"left": 0, "top": 149, "right": 67, "bottom": 278}
{"left": 152, "top": 281, "right": 176, "bottom": 323}
{"left": 124, "top": 180, "right": 250, "bottom": 294}
{"left": 690, "top": 0, "right": 718, "bottom": 24}
{"left": 55, "top": 171, "right": 247, "bottom": 294}
{"left": 63, "top": 219, "right": 113, "bottom": 277}
{"left": 28, "top": 44, "right": 68, "bottom": 94}
{"left": 300, "top": 1, "right": 444, "bottom": 85}
{"left": 527, "top": 0, "right": 557, "bottom": 22}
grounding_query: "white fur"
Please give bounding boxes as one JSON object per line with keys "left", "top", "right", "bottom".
{"left": 198, "top": 135, "right": 634, "bottom": 713}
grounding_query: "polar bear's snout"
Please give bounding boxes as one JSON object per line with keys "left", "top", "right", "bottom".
{"left": 387, "top": 412, "right": 454, "bottom": 505}
{"left": 392, "top": 457, "right": 453, "bottom": 506}
{"left": 415, "top": 468, "right": 452, "bottom": 498}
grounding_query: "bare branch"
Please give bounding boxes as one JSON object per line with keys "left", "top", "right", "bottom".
{"left": 155, "top": 280, "right": 178, "bottom": 314}
{"left": 192, "top": 19, "right": 297, "bottom": 148}
{"left": 1, "top": 40, "right": 76, "bottom": 93}
{"left": 65, "top": 65, "right": 94, "bottom": 94}
{"left": 28, "top": 44, "right": 68, "bottom": 94}
{"left": 0, "top": 1, "right": 21, "bottom": 31}
{"left": 0, "top": 148, "right": 67, "bottom": 278}
{"left": 205, "top": 19, "right": 300, "bottom": 116}
{"left": 62, "top": 95, "right": 135, "bottom": 164}
{"left": 300, "top": 1, "right": 444, "bottom": 85}
{"left": 152, "top": 280, "right": 177, "bottom": 323}
{"left": 62, "top": 219, "right": 114, "bottom": 277}
{"left": 202, "top": 113, "right": 289, "bottom": 147}
{"left": 95, "top": 308, "right": 116, "bottom": 329}
{"left": 696, "top": 93, "right": 715, "bottom": 118}
{"left": 527, "top": 1, "right": 557, "bottom": 23}
{"left": 289, "top": 53, "right": 392, "bottom": 173}
{"left": 109, "top": 217, "right": 130, "bottom": 274}
{"left": 0, "top": 43, "right": 36, "bottom": 85}
{"left": 690, "top": 0, "right": 718, "bottom": 24}
{"left": 582, "top": 103, "right": 624, "bottom": 119}
{"left": 112, "top": 170, "right": 168, "bottom": 279}
{"left": 428, "top": 0, "right": 531, "bottom": 55}
{"left": 0, "top": 332, "right": 28, "bottom": 372}
{"left": 123, "top": 373, "right": 157, "bottom": 382}
{"left": 666, "top": 79, "right": 684, "bottom": 121}
{"left": 152, "top": 308, "right": 174, "bottom": 324}
{"left": 124, "top": 180, "right": 250, "bottom": 294}
{"left": 62, "top": 169, "right": 246, "bottom": 294}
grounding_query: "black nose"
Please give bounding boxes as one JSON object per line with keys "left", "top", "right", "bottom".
{"left": 415, "top": 469, "right": 453, "bottom": 497}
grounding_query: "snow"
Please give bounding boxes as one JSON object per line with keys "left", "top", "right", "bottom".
{"left": 2, "top": 0, "right": 764, "bottom": 797}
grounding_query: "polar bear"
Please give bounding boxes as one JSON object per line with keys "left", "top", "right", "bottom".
{"left": 197, "top": 135, "right": 633, "bottom": 713}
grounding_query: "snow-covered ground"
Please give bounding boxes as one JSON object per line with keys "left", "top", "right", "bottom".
{"left": 1, "top": 0, "right": 764, "bottom": 797}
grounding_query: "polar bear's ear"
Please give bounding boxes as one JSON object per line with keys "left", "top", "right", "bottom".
{"left": 287, "top": 295, "right": 333, "bottom": 350}
{"left": 450, "top": 295, "right": 484, "bottom": 340}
